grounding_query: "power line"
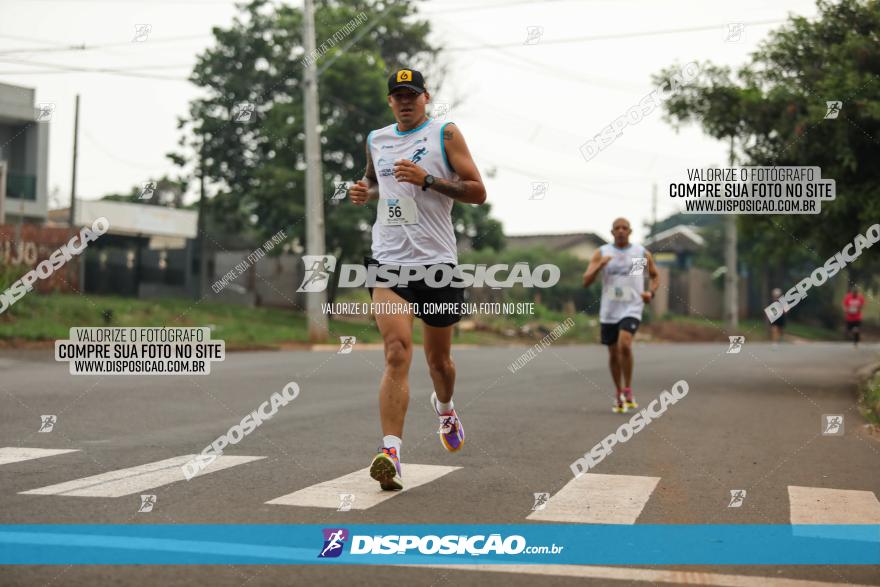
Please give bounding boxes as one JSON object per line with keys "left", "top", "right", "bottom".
{"left": 0, "top": 56, "right": 193, "bottom": 71}
{"left": 82, "top": 129, "right": 168, "bottom": 170}
{"left": 446, "top": 23, "right": 640, "bottom": 92}
{"left": 0, "top": 57, "right": 191, "bottom": 80}
{"left": 445, "top": 18, "right": 785, "bottom": 51}
{"left": 0, "top": 33, "right": 213, "bottom": 56}
{"left": 0, "top": 33, "right": 72, "bottom": 47}
{"left": 422, "top": 0, "right": 585, "bottom": 15}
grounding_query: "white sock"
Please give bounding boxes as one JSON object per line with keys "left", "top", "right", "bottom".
{"left": 435, "top": 397, "right": 454, "bottom": 414}
{"left": 383, "top": 435, "right": 401, "bottom": 458}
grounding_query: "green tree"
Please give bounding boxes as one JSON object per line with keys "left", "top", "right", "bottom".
{"left": 461, "top": 246, "right": 597, "bottom": 313}
{"left": 453, "top": 203, "right": 504, "bottom": 251}
{"left": 654, "top": 0, "right": 880, "bottom": 283}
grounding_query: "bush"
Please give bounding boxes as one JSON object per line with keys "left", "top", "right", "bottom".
{"left": 0, "top": 264, "right": 29, "bottom": 291}
{"left": 460, "top": 246, "right": 599, "bottom": 314}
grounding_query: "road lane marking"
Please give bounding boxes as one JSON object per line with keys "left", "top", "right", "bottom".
{"left": 788, "top": 485, "right": 880, "bottom": 524}
{"left": 527, "top": 473, "right": 660, "bottom": 524}
{"left": 407, "top": 564, "right": 876, "bottom": 586}
{"left": 19, "top": 455, "right": 264, "bottom": 497}
{"left": 0, "top": 447, "right": 79, "bottom": 466}
{"left": 266, "top": 464, "right": 460, "bottom": 509}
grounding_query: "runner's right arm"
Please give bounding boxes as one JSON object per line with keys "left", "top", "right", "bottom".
{"left": 349, "top": 140, "right": 379, "bottom": 205}
{"left": 582, "top": 249, "right": 612, "bottom": 287}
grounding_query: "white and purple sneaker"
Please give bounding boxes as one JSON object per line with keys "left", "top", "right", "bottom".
{"left": 430, "top": 391, "right": 465, "bottom": 452}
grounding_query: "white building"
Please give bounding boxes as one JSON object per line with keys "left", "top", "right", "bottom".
{"left": 0, "top": 82, "right": 50, "bottom": 224}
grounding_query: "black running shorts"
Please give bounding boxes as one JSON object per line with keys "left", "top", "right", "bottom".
{"left": 364, "top": 257, "right": 464, "bottom": 328}
{"left": 600, "top": 317, "right": 641, "bottom": 345}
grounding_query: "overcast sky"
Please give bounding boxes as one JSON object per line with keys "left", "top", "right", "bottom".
{"left": 0, "top": 0, "right": 819, "bottom": 241}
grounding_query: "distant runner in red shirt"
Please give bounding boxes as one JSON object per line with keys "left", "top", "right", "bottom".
{"left": 843, "top": 285, "right": 865, "bottom": 347}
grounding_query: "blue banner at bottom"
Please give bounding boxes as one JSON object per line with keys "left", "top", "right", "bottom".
{"left": 0, "top": 525, "right": 877, "bottom": 565}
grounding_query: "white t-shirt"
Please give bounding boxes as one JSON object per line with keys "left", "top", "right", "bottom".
{"left": 368, "top": 117, "right": 459, "bottom": 265}
{"left": 598, "top": 243, "right": 648, "bottom": 324}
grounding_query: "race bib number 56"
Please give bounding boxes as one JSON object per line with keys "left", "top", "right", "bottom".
{"left": 379, "top": 197, "right": 419, "bottom": 225}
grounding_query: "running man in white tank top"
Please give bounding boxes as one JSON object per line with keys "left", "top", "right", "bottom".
{"left": 348, "top": 69, "right": 487, "bottom": 491}
{"left": 582, "top": 218, "right": 660, "bottom": 414}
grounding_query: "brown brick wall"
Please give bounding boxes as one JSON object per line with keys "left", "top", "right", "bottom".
{"left": 0, "top": 224, "right": 81, "bottom": 292}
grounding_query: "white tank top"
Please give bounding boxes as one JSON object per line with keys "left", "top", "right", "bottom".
{"left": 368, "top": 117, "right": 459, "bottom": 265}
{"left": 599, "top": 243, "right": 647, "bottom": 324}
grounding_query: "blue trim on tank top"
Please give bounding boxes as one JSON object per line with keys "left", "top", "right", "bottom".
{"left": 440, "top": 121, "right": 455, "bottom": 172}
{"left": 394, "top": 117, "right": 432, "bottom": 136}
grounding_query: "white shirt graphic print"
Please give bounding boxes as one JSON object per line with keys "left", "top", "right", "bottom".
{"left": 368, "top": 117, "right": 459, "bottom": 265}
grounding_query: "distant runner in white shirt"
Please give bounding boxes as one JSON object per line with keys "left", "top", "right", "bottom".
{"left": 582, "top": 218, "right": 660, "bottom": 413}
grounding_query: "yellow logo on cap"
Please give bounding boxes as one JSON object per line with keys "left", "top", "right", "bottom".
{"left": 397, "top": 70, "right": 412, "bottom": 82}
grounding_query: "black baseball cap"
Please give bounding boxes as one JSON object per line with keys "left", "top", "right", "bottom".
{"left": 387, "top": 68, "right": 426, "bottom": 95}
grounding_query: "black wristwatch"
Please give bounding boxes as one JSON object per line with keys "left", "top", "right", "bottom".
{"left": 421, "top": 174, "right": 435, "bottom": 191}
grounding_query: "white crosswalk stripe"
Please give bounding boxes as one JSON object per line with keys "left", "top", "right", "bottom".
{"left": 266, "top": 464, "right": 460, "bottom": 510}
{"left": 19, "top": 455, "right": 264, "bottom": 497}
{"left": 527, "top": 473, "right": 660, "bottom": 524}
{"left": 0, "top": 447, "right": 79, "bottom": 466}
{"left": 788, "top": 485, "right": 880, "bottom": 524}
{"left": 11, "top": 445, "right": 880, "bottom": 539}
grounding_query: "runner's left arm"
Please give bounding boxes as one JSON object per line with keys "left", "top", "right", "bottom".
{"left": 391, "top": 123, "right": 486, "bottom": 205}
{"left": 433, "top": 124, "right": 486, "bottom": 204}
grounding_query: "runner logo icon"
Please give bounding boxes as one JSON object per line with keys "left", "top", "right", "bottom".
{"left": 337, "top": 493, "right": 355, "bottom": 511}
{"left": 138, "top": 494, "right": 156, "bottom": 513}
{"left": 332, "top": 182, "right": 348, "bottom": 200}
{"left": 531, "top": 492, "right": 550, "bottom": 511}
{"left": 821, "top": 414, "right": 844, "bottom": 435}
{"left": 319, "top": 528, "right": 349, "bottom": 558}
{"left": 727, "top": 336, "right": 745, "bottom": 354}
{"left": 338, "top": 336, "right": 356, "bottom": 354}
{"left": 629, "top": 257, "right": 647, "bottom": 276}
{"left": 410, "top": 147, "right": 427, "bottom": 163}
{"left": 728, "top": 489, "right": 746, "bottom": 508}
{"left": 824, "top": 101, "right": 842, "bottom": 119}
{"left": 38, "top": 415, "right": 57, "bottom": 433}
{"left": 297, "top": 255, "right": 337, "bottom": 293}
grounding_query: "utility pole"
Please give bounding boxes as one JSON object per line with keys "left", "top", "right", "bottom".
{"left": 302, "top": 0, "right": 329, "bottom": 342}
{"left": 69, "top": 94, "right": 80, "bottom": 226}
{"left": 196, "top": 139, "right": 208, "bottom": 299}
{"left": 724, "top": 136, "right": 738, "bottom": 330}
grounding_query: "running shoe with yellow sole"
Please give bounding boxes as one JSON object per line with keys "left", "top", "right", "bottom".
{"left": 612, "top": 393, "right": 628, "bottom": 414}
{"left": 369, "top": 447, "right": 403, "bottom": 491}
{"left": 622, "top": 387, "right": 639, "bottom": 410}
{"left": 430, "top": 391, "right": 465, "bottom": 452}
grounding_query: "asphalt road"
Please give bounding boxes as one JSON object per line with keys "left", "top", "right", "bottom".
{"left": 1, "top": 341, "right": 878, "bottom": 586}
